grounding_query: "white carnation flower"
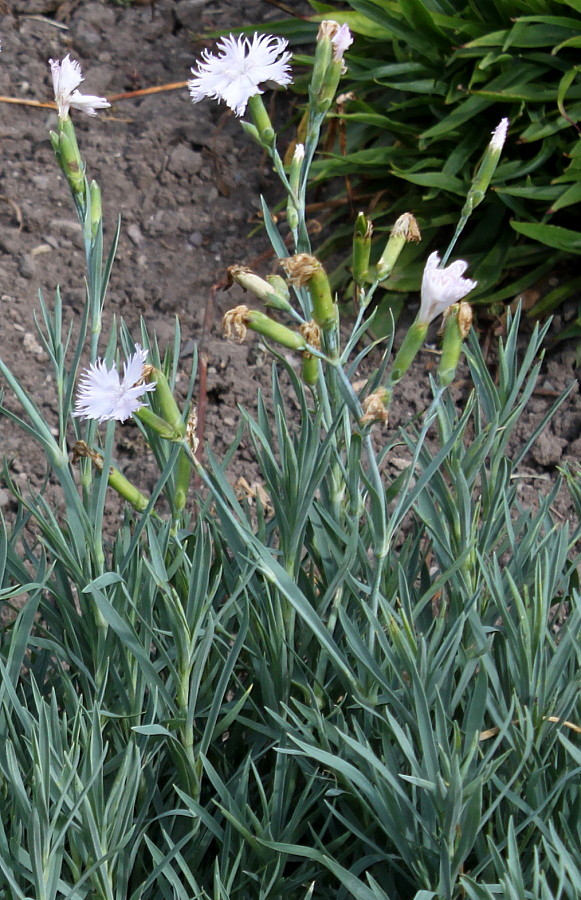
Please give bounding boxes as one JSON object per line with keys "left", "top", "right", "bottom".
{"left": 49, "top": 55, "right": 110, "bottom": 118}
{"left": 73, "top": 345, "right": 155, "bottom": 423}
{"left": 419, "top": 251, "right": 477, "bottom": 324}
{"left": 188, "top": 33, "right": 292, "bottom": 117}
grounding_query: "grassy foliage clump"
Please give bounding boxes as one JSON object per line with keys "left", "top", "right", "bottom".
{"left": 1, "top": 313, "right": 580, "bottom": 899}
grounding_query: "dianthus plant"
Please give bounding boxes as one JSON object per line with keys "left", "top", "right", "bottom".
{"left": 1, "top": 23, "right": 576, "bottom": 900}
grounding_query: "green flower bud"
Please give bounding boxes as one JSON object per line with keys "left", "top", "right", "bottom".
{"left": 107, "top": 466, "right": 149, "bottom": 512}
{"left": 302, "top": 353, "right": 319, "bottom": 385}
{"left": 89, "top": 180, "right": 102, "bottom": 242}
{"left": 148, "top": 367, "right": 185, "bottom": 437}
{"left": 376, "top": 213, "right": 421, "bottom": 282}
{"left": 438, "top": 302, "right": 472, "bottom": 387}
{"left": 311, "top": 21, "right": 353, "bottom": 111}
{"left": 72, "top": 441, "right": 149, "bottom": 512}
{"left": 352, "top": 212, "right": 373, "bottom": 286}
{"left": 134, "top": 406, "right": 184, "bottom": 441}
{"left": 389, "top": 320, "right": 428, "bottom": 385}
{"left": 281, "top": 254, "right": 337, "bottom": 330}
{"left": 56, "top": 116, "right": 85, "bottom": 197}
{"left": 265, "top": 275, "right": 293, "bottom": 311}
{"left": 462, "top": 118, "right": 509, "bottom": 217}
{"left": 310, "top": 24, "right": 334, "bottom": 97}
{"left": 247, "top": 94, "right": 275, "bottom": 147}
{"left": 228, "top": 266, "right": 293, "bottom": 312}
{"left": 223, "top": 305, "right": 306, "bottom": 350}
{"left": 239, "top": 120, "right": 261, "bottom": 145}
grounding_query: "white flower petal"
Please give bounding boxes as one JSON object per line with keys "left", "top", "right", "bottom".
{"left": 332, "top": 24, "right": 353, "bottom": 61}
{"left": 68, "top": 90, "right": 111, "bottom": 117}
{"left": 49, "top": 56, "right": 110, "bottom": 118}
{"left": 73, "top": 345, "right": 155, "bottom": 423}
{"left": 490, "top": 117, "right": 509, "bottom": 151}
{"left": 418, "top": 251, "right": 477, "bottom": 324}
{"left": 188, "top": 33, "right": 292, "bottom": 117}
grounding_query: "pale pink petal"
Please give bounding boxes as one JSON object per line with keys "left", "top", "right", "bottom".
{"left": 332, "top": 24, "right": 353, "bottom": 62}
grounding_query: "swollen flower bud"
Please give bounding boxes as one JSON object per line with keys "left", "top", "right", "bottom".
{"left": 223, "top": 305, "right": 306, "bottom": 350}
{"left": 89, "top": 180, "right": 102, "bottom": 241}
{"left": 352, "top": 212, "right": 373, "bottom": 286}
{"left": 311, "top": 20, "right": 353, "bottom": 111}
{"left": 281, "top": 254, "right": 337, "bottom": 330}
{"left": 389, "top": 321, "right": 428, "bottom": 385}
{"left": 72, "top": 441, "right": 149, "bottom": 512}
{"left": 52, "top": 117, "right": 85, "bottom": 197}
{"left": 376, "top": 213, "right": 421, "bottom": 282}
{"left": 462, "top": 117, "right": 509, "bottom": 215}
{"left": 438, "top": 302, "right": 472, "bottom": 387}
{"left": 147, "top": 367, "right": 185, "bottom": 437}
{"left": 287, "top": 142, "right": 304, "bottom": 230}
{"left": 228, "top": 266, "right": 292, "bottom": 311}
{"left": 247, "top": 94, "right": 275, "bottom": 147}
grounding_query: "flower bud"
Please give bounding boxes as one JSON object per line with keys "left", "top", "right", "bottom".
{"left": 438, "top": 305, "right": 460, "bottom": 387}
{"left": 462, "top": 118, "right": 509, "bottom": 216}
{"left": 301, "top": 354, "right": 319, "bottom": 385}
{"left": 239, "top": 120, "right": 262, "bottom": 146}
{"left": 352, "top": 212, "right": 373, "bottom": 286}
{"left": 228, "top": 266, "right": 292, "bottom": 311}
{"left": 437, "top": 301, "right": 473, "bottom": 387}
{"left": 223, "top": 305, "right": 306, "bottom": 350}
{"left": 311, "top": 20, "right": 353, "bottom": 111}
{"left": 89, "top": 180, "right": 102, "bottom": 241}
{"left": 148, "top": 367, "right": 185, "bottom": 437}
{"left": 135, "top": 406, "right": 185, "bottom": 442}
{"left": 376, "top": 213, "right": 421, "bottom": 282}
{"left": 389, "top": 320, "right": 429, "bottom": 385}
{"left": 287, "top": 143, "right": 304, "bottom": 230}
{"left": 281, "top": 254, "right": 337, "bottom": 330}
{"left": 265, "top": 275, "right": 292, "bottom": 311}
{"left": 54, "top": 116, "right": 85, "bottom": 197}
{"left": 72, "top": 441, "right": 149, "bottom": 512}
{"left": 247, "top": 94, "right": 275, "bottom": 147}
{"left": 310, "top": 21, "right": 335, "bottom": 97}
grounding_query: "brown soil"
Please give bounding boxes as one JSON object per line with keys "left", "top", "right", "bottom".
{"left": 1, "top": 0, "right": 580, "bottom": 526}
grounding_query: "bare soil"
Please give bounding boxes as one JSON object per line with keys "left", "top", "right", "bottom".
{"left": 1, "top": 0, "right": 580, "bottom": 526}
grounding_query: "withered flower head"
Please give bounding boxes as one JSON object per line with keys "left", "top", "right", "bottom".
{"left": 186, "top": 407, "right": 199, "bottom": 456}
{"left": 280, "top": 253, "right": 322, "bottom": 287}
{"left": 317, "top": 20, "right": 353, "bottom": 62}
{"left": 317, "top": 20, "right": 341, "bottom": 41}
{"left": 226, "top": 264, "right": 252, "bottom": 288}
{"left": 457, "top": 301, "right": 473, "bottom": 339}
{"left": 336, "top": 91, "right": 356, "bottom": 108}
{"left": 360, "top": 389, "right": 389, "bottom": 426}
{"left": 392, "top": 213, "right": 421, "bottom": 243}
{"left": 223, "top": 305, "right": 250, "bottom": 342}
{"left": 72, "top": 440, "right": 104, "bottom": 468}
{"left": 300, "top": 320, "right": 321, "bottom": 350}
